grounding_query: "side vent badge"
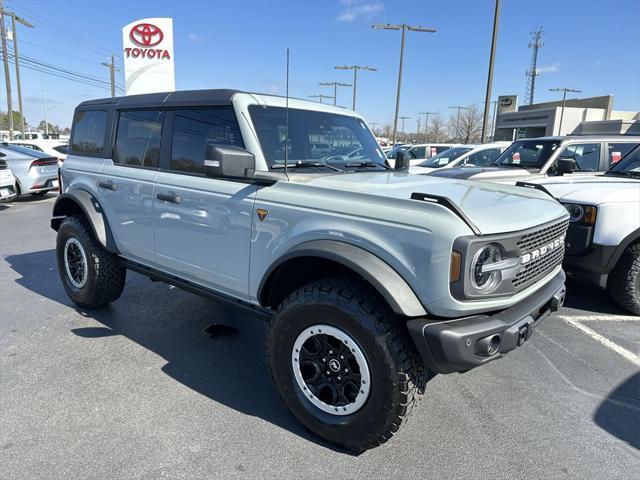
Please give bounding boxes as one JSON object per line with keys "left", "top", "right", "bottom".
{"left": 256, "top": 208, "right": 269, "bottom": 222}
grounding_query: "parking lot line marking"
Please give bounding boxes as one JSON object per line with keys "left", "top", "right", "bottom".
{"left": 557, "top": 316, "right": 640, "bottom": 367}
{"left": 563, "top": 315, "right": 640, "bottom": 322}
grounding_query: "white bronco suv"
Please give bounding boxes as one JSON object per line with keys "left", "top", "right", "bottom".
{"left": 522, "top": 145, "right": 640, "bottom": 314}
{"left": 52, "top": 89, "right": 569, "bottom": 451}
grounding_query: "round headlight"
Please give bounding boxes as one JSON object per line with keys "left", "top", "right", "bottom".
{"left": 471, "top": 244, "right": 503, "bottom": 293}
{"left": 564, "top": 203, "right": 584, "bottom": 222}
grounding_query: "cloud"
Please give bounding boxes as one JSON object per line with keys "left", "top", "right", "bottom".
{"left": 537, "top": 63, "right": 560, "bottom": 73}
{"left": 335, "top": 0, "right": 384, "bottom": 22}
{"left": 266, "top": 84, "right": 279, "bottom": 95}
{"left": 188, "top": 33, "right": 203, "bottom": 42}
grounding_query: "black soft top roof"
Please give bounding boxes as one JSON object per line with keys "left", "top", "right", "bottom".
{"left": 76, "top": 89, "right": 245, "bottom": 110}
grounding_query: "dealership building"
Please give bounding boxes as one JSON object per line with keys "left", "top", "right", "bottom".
{"left": 493, "top": 94, "right": 640, "bottom": 140}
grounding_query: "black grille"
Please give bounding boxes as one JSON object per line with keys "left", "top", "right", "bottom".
{"left": 513, "top": 219, "right": 569, "bottom": 289}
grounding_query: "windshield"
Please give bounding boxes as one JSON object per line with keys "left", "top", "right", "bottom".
{"left": 249, "top": 106, "right": 387, "bottom": 171}
{"left": 418, "top": 147, "right": 472, "bottom": 168}
{"left": 495, "top": 139, "right": 560, "bottom": 170}
{"left": 609, "top": 145, "right": 640, "bottom": 174}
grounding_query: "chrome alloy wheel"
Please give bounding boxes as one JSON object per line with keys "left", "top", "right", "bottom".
{"left": 292, "top": 324, "right": 371, "bottom": 416}
{"left": 64, "top": 237, "right": 88, "bottom": 288}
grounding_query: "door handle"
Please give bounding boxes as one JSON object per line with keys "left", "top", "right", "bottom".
{"left": 99, "top": 181, "right": 117, "bottom": 191}
{"left": 157, "top": 192, "right": 181, "bottom": 204}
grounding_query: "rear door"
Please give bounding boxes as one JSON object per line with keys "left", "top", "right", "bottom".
{"left": 153, "top": 107, "right": 257, "bottom": 300}
{"left": 96, "top": 109, "right": 163, "bottom": 264}
{"left": 605, "top": 141, "right": 639, "bottom": 168}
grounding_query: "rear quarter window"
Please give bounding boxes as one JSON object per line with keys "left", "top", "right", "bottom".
{"left": 70, "top": 110, "right": 108, "bottom": 155}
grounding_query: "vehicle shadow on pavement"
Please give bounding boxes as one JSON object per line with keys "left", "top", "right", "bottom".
{"left": 563, "top": 276, "right": 629, "bottom": 315}
{"left": 593, "top": 372, "right": 640, "bottom": 450}
{"left": 5, "top": 248, "right": 358, "bottom": 454}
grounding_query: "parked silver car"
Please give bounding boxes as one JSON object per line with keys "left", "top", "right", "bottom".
{"left": 0, "top": 144, "right": 59, "bottom": 199}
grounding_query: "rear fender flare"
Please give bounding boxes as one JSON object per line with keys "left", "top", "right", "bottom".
{"left": 51, "top": 190, "right": 118, "bottom": 253}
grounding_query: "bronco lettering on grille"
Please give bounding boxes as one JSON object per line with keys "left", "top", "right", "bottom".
{"left": 520, "top": 235, "right": 565, "bottom": 265}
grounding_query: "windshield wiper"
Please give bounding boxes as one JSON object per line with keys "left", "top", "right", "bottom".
{"left": 272, "top": 161, "right": 343, "bottom": 172}
{"left": 497, "top": 163, "right": 530, "bottom": 169}
{"left": 605, "top": 170, "right": 640, "bottom": 178}
{"left": 344, "top": 161, "right": 391, "bottom": 170}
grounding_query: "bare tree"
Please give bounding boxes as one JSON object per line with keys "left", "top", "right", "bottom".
{"left": 426, "top": 113, "right": 446, "bottom": 142}
{"left": 448, "top": 105, "right": 482, "bottom": 143}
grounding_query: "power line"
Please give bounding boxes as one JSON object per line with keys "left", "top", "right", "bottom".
{"left": 6, "top": 1, "right": 112, "bottom": 57}
{"left": 18, "top": 38, "right": 101, "bottom": 65}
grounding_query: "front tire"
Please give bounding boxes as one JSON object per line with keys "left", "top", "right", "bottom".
{"left": 56, "top": 216, "right": 126, "bottom": 308}
{"left": 266, "top": 278, "right": 427, "bottom": 452}
{"left": 607, "top": 242, "right": 640, "bottom": 315}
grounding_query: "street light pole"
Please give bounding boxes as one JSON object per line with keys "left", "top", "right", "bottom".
{"left": 419, "top": 111, "right": 435, "bottom": 141}
{"left": 334, "top": 65, "right": 376, "bottom": 110}
{"left": 0, "top": 1, "right": 14, "bottom": 138}
{"left": 549, "top": 87, "right": 582, "bottom": 135}
{"left": 319, "top": 81, "right": 351, "bottom": 106}
{"left": 449, "top": 105, "right": 470, "bottom": 142}
{"left": 372, "top": 23, "right": 436, "bottom": 146}
{"left": 481, "top": 0, "right": 501, "bottom": 143}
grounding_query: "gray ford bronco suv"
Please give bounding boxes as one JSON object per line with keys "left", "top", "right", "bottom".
{"left": 52, "top": 90, "right": 569, "bottom": 451}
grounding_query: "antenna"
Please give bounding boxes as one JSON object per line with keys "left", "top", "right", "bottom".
{"left": 525, "top": 27, "right": 544, "bottom": 105}
{"left": 284, "top": 48, "right": 290, "bottom": 178}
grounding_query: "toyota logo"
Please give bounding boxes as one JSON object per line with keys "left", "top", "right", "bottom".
{"left": 130, "top": 23, "right": 163, "bottom": 47}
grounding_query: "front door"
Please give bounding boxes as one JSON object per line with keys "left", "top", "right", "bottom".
{"left": 97, "top": 109, "right": 163, "bottom": 264}
{"left": 153, "top": 108, "right": 256, "bottom": 300}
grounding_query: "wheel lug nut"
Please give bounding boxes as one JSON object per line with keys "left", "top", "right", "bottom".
{"left": 329, "top": 350, "right": 333, "bottom": 354}
{"left": 345, "top": 369, "right": 348, "bottom": 373}
{"left": 326, "top": 371, "right": 330, "bottom": 375}
{"left": 337, "top": 376, "right": 342, "bottom": 381}
{"left": 340, "top": 355, "right": 344, "bottom": 360}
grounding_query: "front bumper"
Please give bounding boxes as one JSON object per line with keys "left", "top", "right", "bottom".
{"left": 407, "top": 270, "right": 566, "bottom": 374}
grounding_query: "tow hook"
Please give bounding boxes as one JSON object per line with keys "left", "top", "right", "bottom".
{"left": 517, "top": 325, "right": 529, "bottom": 346}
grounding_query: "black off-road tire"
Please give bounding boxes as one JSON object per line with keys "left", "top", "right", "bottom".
{"left": 266, "top": 277, "right": 427, "bottom": 452}
{"left": 607, "top": 242, "right": 640, "bottom": 315}
{"left": 56, "top": 215, "right": 126, "bottom": 308}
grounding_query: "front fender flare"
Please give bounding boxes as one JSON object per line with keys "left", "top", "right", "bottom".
{"left": 258, "top": 240, "right": 427, "bottom": 317}
{"left": 51, "top": 190, "right": 118, "bottom": 253}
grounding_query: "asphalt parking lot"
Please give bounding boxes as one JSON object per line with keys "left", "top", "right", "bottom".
{"left": 1, "top": 195, "right": 638, "bottom": 480}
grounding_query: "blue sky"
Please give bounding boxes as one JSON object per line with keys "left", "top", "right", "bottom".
{"left": 6, "top": 0, "right": 640, "bottom": 130}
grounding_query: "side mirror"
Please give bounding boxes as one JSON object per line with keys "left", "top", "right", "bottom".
{"left": 204, "top": 144, "right": 255, "bottom": 179}
{"left": 395, "top": 149, "right": 411, "bottom": 171}
{"left": 556, "top": 156, "right": 576, "bottom": 175}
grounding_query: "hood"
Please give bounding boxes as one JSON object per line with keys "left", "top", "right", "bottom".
{"left": 531, "top": 174, "right": 640, "bottom": 205}
{"left": 303, "top": 171, "right": 566, "bottom": 235}
{"left": 428, "top": 166, "right": 534, "bottom": 181}
{"left": 409, "top": 165, "right": 437, "bottom": 175}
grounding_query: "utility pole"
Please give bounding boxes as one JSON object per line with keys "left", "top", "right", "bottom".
{"left": 319, "top": 81, "right": 351, "bottom": 106}
{"left": 549, "top": 87, "right": 581, "bottom": 135}
{"left": 0, "top": 0, "right": 14, "bottom": 138}
{"left": 399, "top": 115, "right": 411, "bottom": 135}
{"left": 372, "top": 23, "right": 436, "bottom": 147}
{"left": 449, "top": 106, "right": 470, "bottom": 142}
{"left": 481, "top": 0, "right": 501, "bottom": 143}
{"left": 101, "top": 54, "right": 118, "bottom": 97}
{"left": 419, "top": 111, "right": 435, "bottom": 140}
{"left": 334, "top": 64, "right": 376, "bottom": 111}
{"left": 416, "top": 117, "right": 421, "bottom": 138}
{"left": 308, "top": 94, "right": 334, "bottom": 104}
{"left": 42, "top": 73, "right": 48, "bottom": 136}
{"left": 369, "top": 121, "right": 379, "bottom": 134}
{"left": 525, "top": 27, "right": 544, "bottom": 105}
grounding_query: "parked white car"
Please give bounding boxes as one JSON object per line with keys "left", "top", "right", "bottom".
{"left": 8, "top": 140, "right": 68, "bottom": 165}
{"left": 0, "top": 157, "right": 17, "bottom": 201}
{"left": 521, "top": 145, "right": 640, "bottom": 314}
{"left": 410, "top": 142, "right": 512, "bottom": 175}
{"left": 388, "top": 143, "right": 455, "bottom": 168}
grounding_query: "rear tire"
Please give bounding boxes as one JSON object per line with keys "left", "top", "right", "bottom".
{"left": 56, "top": 215, "right": 126, "bottom": 308}
{"left": 607, "top": 242, "right": 640, "bottom": 315}
{"left": 266, "top": 277, "right": 427, "bottom": 452}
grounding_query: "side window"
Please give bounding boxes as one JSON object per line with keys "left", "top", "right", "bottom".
{"left": 464, "top": 148, "right": 501, "bottom": 166}
{"left": 562, "top": 143, "right": 601, "bottom": 171}
{"left": 411, "top": 146, "right": 426, "bottom": 159}
{"left": 170, "top": 108, "right": 244, "bottom": 174}
{"left": 71, "top": 110, "right": 107, "bottom": 154}
{"left": 607, "top": 142, "right": 638, "bottom": 166}
{"left": 113, "top": 110, "right": 163, "bottom": 168}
